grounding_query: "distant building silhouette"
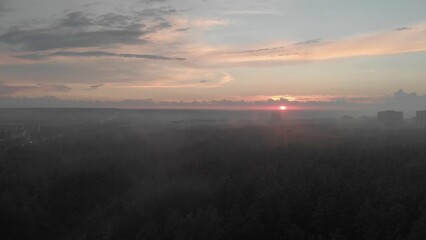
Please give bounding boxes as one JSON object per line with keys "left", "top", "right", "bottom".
{"left": 340, "top": 115, "right": 354, "bottom": 121}
{"left": 416, "top": 110, "right": 426, "bottom": 127}
{"left": 338, "top": 115, "right": 355, "bottom": 128}
{"left": 377, "top": 110, "right": 403, "bottom": 128}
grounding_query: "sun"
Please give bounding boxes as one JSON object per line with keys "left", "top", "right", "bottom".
{"left": 280, "top": 106, "right": 287, "bottom": 111}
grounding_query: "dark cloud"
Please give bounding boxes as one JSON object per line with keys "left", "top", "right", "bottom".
{"left": 0, "top": 81, "right": 70, "bottom": 95}
{"left": 117, "top": 53, "right": 185, "bottom": 60}
{"left": 87, "top": 84, "right": 104, "bottom": 90}
{"left": 140, "top": 0, "right": 171, "bottom": 2}
{"left": 38, "top": 84, "right": 71, "bottom": 93}
{"left": 0, "top": 96, "right": 85, "bottom": 108}
{"left": 0, "top": 96, "right": 151, "bottom": 108}
{"left": 394, "top": 27, "right": 412, "bottom": 31}
{"left": 0, "top": 9, "right": 174, "bottom": 51}
{"left": 14, "top": 53, "right": 49, "bottom": 60}
{"left": 16, "top": 51, "right": 185, "bottom": 60}
{"left": 148, "top": 21, "right": 172, "bottom": 32}
{"left": 0, "top": 82, "right": 34, "bottom": 95}
{"left": 295, "top": 38, "right": 321, "bottom": 45}
{"left": 134, "top": 7, "right": 177, "bottom": 18}
{"left": 0, "top": 26, "right": 146, "bottom": 51}
{"left": 136, "top": 0, "right": 170, "bottom": 4}
{"left": 60, "top": 11, "right": 94, "bottom": 28}
{"left": 235, "top": 45, "right": 286, "bottom": 54}
{"left": 175, "top": 28, "right": 191, "bottom": 32}
{"left": 96, "top": 13, "right": 135, "bottom": 28}
{"left": 0, "top": 62, "right": 141, "bottom": 84}
{"left": 0, "top": 1, "right": 10, "bottom": 14}
{"left": 81, "top": 2, "right": 101, "bottom": 8}
{"left": 278, "top": 52, "right": 300, "bottom": 56}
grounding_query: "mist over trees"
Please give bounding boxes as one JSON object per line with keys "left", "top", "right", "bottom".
{"left": 1, "top": 109, "right": 426, "bottom": 240}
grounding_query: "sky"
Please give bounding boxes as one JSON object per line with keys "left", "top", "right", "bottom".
{"left": 0, "top": 0, "right": 426, "bottom": 110}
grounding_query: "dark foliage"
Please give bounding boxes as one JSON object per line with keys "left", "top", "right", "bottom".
{"left": 1, "top": 112, "right": 426, "bottom": 240}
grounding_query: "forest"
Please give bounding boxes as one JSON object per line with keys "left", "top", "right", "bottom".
{"left": 1, "top": 109, "right": 426, "bottom": 240}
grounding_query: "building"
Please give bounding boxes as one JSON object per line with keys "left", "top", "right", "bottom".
{"left": 377, "top": 110, "right": 403, "bottom": 128}
{"left": 416, "top": 110, "right": 426, "bottom": 127}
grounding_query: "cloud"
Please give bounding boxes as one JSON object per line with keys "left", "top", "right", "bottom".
{"left": 0, "top": 82, "right": 70, "bottom": 95}
{"left": 96, "top": 13, "right": 135, "bottom": 28}
{"left": 137, "top": 0, "right": 171, "bottom": 3}
{"left": 16, "top": 51, "right": 186, "bottom": 61}
{"left": 223, "top": 10, "right": 282, "bottom": 15}
{"left": 14, "top": 54, "right": 49, "bottom": 60}
{"left": 0, "top": 82, "right": 35, "bottom": 95}
{"left": 193, "top": 19, "right": 229, "bottom": 28}
{"left": 80, "top": 2, "right": 101, "bottom": 9}
{"left": 175, "top": 28, "right": 191, "bottom": 32}
{"left": 235, "top": 45, "right": 286, "bottom": 54}
{"left": 0, "top": 9, "right": 175, "bottom": 51}
{"left": 0, "top": 1, "right": 232, "bottom": 94}
{"left": 0, "top": 59, "right": 232, "bottom": 90}
{"left": 294, "top": 38, "right": 321, "bottom": 45}
{"left": 0, "top": 1, "right": 10, "bottom": 15}
{"left": 0, "top": 26, "right": 146, "bottom": 51}
{"left": 125, "top": 69, "right": 233, "bottom": 89}
{"left": 197, "top": 23, "right": 426, "bottom": 66}
{"left": 87, "top": 84, "right": 104, "bottom": 90}
{"left": 37, "top": 84, "right": 71, "bottom": 93}
{"left": 394, "top": 27, "right": 412, "bottom": 31}
{"left": 60, "top": 11, "right": 94, "bottom": 28}
{"left": 133, "top": 7, "right": 177, "bottom": 18}
{"left": 0, "top": 62, "right": 140, "bottom": 84}
{"left": 383, "top": 89, "right": 426, "bottom": 113}
{"left": 147, "top": 21, "right": 173, "bottom": 32}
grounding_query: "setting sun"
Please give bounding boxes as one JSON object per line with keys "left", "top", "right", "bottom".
{"left": 280, "top": 106, "right": 287, "bottom": 110}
